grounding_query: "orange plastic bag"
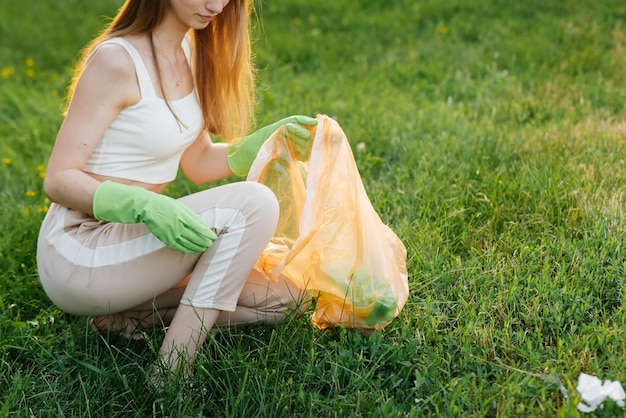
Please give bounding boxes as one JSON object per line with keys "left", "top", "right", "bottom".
{"left": 248, "top": 115, "right": 409, "bottom": 330}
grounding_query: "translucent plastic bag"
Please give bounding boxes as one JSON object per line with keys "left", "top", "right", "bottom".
{"left": 248, "top": 115, "right": 408, "bottom": 330}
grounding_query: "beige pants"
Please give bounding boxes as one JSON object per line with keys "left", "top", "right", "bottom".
{"left": 37, "top": 182, "right": 308, "bottom": 326}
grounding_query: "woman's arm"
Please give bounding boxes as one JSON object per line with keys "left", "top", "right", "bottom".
{"left": 179, "top": 132, "right": 234, "bottom": 184}
{"left": 43, "top": 44, "right": 140, "bottom": 214}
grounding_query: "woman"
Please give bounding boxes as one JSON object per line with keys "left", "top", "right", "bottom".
{"left": 37, "top": 0, "right": 316, "bottom": 381}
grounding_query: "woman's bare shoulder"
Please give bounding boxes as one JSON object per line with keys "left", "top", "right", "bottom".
{"left": 85, "top": 42, "right": 136, "bottom": 81}
{"left": 79, "top": 41, "right": 140, "bottom": 108}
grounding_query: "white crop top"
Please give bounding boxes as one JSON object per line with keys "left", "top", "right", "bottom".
{"left": 83, "top": 37, "right": 203, "bottom": 183}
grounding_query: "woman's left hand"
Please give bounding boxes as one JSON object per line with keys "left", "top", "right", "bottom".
{"left": 279, "top": 119, "right": 316, "bottom": 160}
{"left": 227, "top": 115, "right": 318, "bottom": 177}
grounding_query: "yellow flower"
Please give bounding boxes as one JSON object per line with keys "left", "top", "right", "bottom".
{"left": 1, "top": 67, "right": 15, "bottom": 78}
{"left": 37, "top": 206, "right": 49, "bottom": 214}
{"left": 36, "top": 164, "right": 44, "bottom": 172}
{"left": 25, "top": 58, "right": 35, "bottom": 67}
{"left": 26, "top": 69, "right": 35, "bottom": 77}
{"left": 3, "top": 157, "right": 11, "bottom": 164}
{"left": 439, "top": 26, "right": 449, "bottom": 35}
{"left": 39, "top": 171, "right": 46, "bottom": 178}
{"left": 25, "top": 190, "right": 37, "bottom": 197}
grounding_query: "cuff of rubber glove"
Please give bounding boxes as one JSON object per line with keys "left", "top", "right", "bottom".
{"left": 226, "top": 143, "right": 255, "bottom": 177}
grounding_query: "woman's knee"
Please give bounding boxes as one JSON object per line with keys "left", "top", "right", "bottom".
{"left": 244, "top": 182, "right": 279, "bottom": 221}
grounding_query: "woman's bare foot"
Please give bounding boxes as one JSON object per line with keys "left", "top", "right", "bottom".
{"left": 91, "top": 308, "right": 177, "bottom": 340}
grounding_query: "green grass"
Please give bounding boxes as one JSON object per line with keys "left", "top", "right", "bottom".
{"left": 2, "top": 0, "right": 626, "bottom": 416}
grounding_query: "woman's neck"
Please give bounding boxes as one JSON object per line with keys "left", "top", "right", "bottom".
{"left": 151, "top": 16, "right": 189, "bottom": 56}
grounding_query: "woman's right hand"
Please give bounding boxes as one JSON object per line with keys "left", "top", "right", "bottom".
{"left": 93, "top": 181, "right": 217, "bottom": 253}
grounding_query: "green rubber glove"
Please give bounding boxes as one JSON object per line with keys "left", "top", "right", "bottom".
{"left": 92, "top": 181, "right": 217, "bottom": 254}
{"left": 227, "top": 115, "right": 318, "bottom": 177}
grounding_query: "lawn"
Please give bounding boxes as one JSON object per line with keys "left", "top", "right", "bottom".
{"left": 2, "top": 0, "right": 626, "bottom": 416}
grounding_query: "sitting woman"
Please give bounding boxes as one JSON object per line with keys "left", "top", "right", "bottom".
{"left": 36, "top": 0, "right": 317, "bottom": 381}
